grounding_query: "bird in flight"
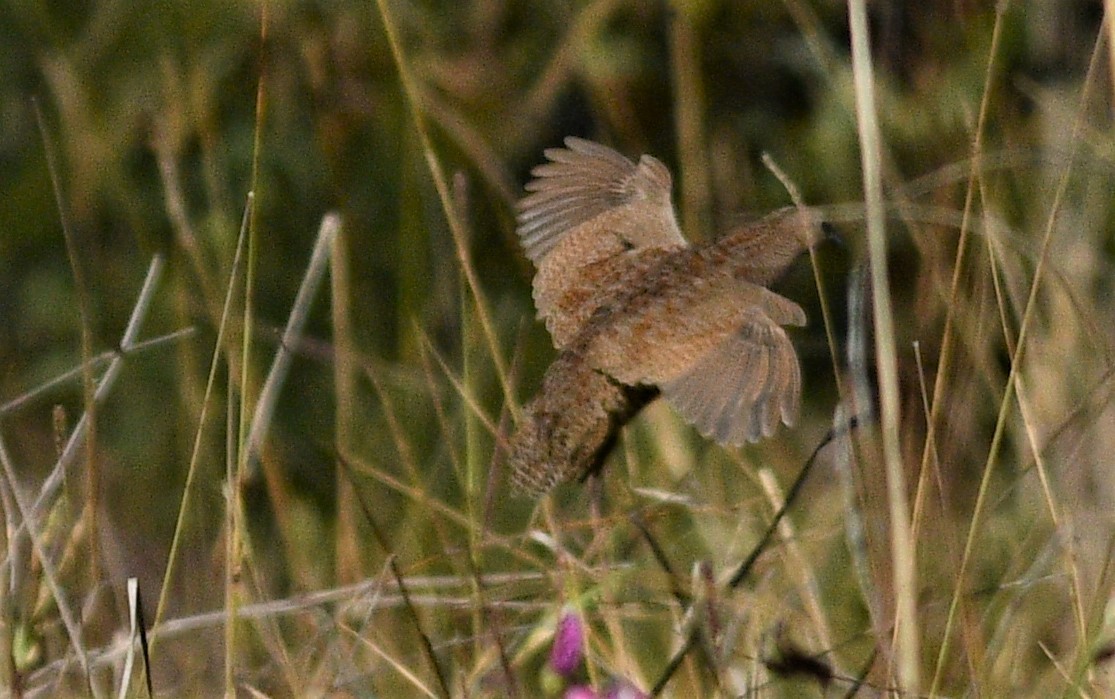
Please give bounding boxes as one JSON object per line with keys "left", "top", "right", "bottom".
{"left": 508, "top": 137, "right": 827, "bottom": 496}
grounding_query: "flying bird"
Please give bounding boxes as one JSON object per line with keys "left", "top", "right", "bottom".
{"left": 508, "top": 137, "right": 827, "bottom": 496}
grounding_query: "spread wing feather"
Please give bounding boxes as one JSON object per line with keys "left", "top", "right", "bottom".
{"left": 660, "top": 311, "right": 802, "bottom": 445}
{"left": 510, "top": 138, "right": 816, "bottom": 493}
{"left": 516, "top": 137, "right": 685, "bottom": 263}
{"left": 581, "top": 274, "right": 805, "bottom": 388}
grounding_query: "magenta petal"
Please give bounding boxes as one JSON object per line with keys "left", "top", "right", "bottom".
{"left": 549, "top": 608, "right": 585, "bottom": 677}
{"left": 563, "top": 686, "right": 600, "bottom": 699}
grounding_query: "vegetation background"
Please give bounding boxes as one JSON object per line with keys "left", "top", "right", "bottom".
{"left": 1, "top": 0, "right": 1113, "bottom": 696}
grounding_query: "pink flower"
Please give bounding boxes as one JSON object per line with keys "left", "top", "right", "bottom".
{"left": 563, "top": 686, "right": 600, "bottom": 699}
{"left": 549, "top": 607, "right": 585, "bottom": 677}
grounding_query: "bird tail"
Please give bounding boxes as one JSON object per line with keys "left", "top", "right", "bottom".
{"left": 508, "top": 353, "right": 657, "bottom": 497}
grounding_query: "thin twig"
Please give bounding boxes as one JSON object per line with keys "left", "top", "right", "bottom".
{"left": 671, "top": 11, "right": 710, "bottom": 242}
{"left": 34, "top": 95, "right": 103, "bottom": 588}
{"left": 371, "top": 0, "right": 516, "bottom": 419}
{"left": 650, "top": 419, "right": 859, "bottom": 695}
{"left": 930, "top": 14, "right": 1106, "bottom": 693}
{"left": 244, "top": 212, "right": 341, "bottom": 474}
{"left": 151, "top": 193, "right": 253, "bottom": 655}
{"left": 0, "top": 436, "right": 95, "bottom": 697}
{"left": 0, "top": 256, "right": 166, "bottom": 596}
{"left": 0, "top": 328, "right": 196, "bottom": 417}
{"left": 24, "top": 571, "right": 562, "bottom": 693}
{"left": 337, "top": 455, "right": 452, "bottom": 699}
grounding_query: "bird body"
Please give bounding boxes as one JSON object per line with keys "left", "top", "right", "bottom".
{"left": 508, "top": 137, "right": 825, "bottom": 496}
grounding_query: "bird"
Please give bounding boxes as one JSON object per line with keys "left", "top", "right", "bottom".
{"left": 507, "top": 137, "right": 827, "bottom": 496}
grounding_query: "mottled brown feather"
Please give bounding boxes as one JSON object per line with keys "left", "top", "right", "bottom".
{"left": 508, "top": 353, "right": 658, "bottom": 496}
{"left": 510, "top": 139, "right": 825, "bottom": 494}
{"left": 516, "top": 136, "right": 686, "bottom": 264}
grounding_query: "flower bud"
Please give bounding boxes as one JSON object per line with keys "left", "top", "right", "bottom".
{"left": 549, "top": 607, "right": 585, "bottom": 677}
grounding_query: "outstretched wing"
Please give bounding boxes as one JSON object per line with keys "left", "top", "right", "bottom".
{"left": 580, "top": 274, "right": 805, "bottom": 445}
{"left": 516, "top": 137, "right": 685, "bottom": 264}
{"left": 659, "top": 311, "right": 801, "bottom": 444}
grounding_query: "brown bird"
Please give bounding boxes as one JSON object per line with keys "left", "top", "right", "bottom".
{"left": 508, "top": 137, "right": 827, "bottom": 496}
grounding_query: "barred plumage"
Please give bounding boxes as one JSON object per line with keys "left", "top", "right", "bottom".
{"left": 508, "top": 137, "right": 827, "bottom": 496}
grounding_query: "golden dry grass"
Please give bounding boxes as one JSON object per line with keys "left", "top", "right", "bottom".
{"left": 1, "top": 1, "right": 1114, "bottom": 696}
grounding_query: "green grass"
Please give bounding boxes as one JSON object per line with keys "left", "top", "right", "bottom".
{"left": 1, "top": 1, "right": 1114, "bottom": 696}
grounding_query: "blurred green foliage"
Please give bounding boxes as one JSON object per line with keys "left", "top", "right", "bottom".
{"left": 1, "top": 0, "right": 1112, "bottom": 695}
